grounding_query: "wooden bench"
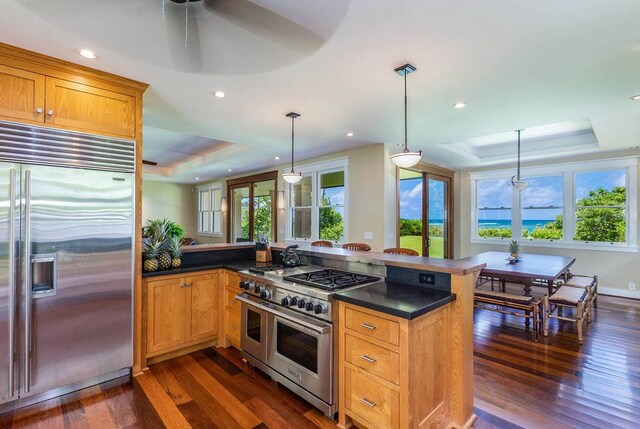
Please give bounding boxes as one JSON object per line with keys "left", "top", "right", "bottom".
{"left": 474, "top": 290, "right": 543, "bottom": 342}
{"left": 543, "top": 285, "right": 592, "bottom": 344}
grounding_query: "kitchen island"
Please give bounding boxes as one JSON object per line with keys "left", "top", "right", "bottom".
{"left": 136, "top": 242, "right": 484, "bottom": 429}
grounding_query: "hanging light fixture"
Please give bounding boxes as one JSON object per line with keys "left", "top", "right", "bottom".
{"left": 282, "top": 112, "right": 303, "bottom": 184}
{"left": 390, "top": 63, "right": 422, "bottom": 168}
{"left": 511, "top": 129, "right": 528, "bottom": 190}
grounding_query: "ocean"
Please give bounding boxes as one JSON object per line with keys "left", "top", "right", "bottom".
{"left": 429, "top": 219, "right": 554, "bottom": 233}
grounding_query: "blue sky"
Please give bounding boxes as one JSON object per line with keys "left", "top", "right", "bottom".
{"left": 399, "top": 169, "right": 626, "bottom": 222}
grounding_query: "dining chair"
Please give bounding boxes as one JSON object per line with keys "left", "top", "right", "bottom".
{"left": 341, "top": 242, "right": 371, "bottom": 251}
{"left": 383, "top": 247, "right": 419, "bottom": 256}
{"left": 311, "top": 240, "right": 333, "bottom": 247}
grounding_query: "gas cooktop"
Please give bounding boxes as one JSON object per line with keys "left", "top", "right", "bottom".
{"left": 283, "top": 269, "right": 381, "bottom": 291}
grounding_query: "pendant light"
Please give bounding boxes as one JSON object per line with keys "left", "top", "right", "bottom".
{"left": 511, "top": 129, "right": 528, "bottom": 190}
{"left": 282, "top": 112, "right": 303, "bottom": 184}
{"left": 390, "top": 63, "right": 422, "bottom": 168}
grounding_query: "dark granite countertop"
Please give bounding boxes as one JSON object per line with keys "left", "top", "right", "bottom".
{"left": 142, "top": 259, "right": 258, "bottom": 278}
{"left": 334, "top": 281, "right": 456, "bottom": 320}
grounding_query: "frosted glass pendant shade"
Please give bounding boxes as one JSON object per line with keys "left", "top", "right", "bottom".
{"left": 391, "top": 150, "right": 422, "bottom": 168}
{"left": 282, "top": 171, "right": 303, "bottom": 183}
{"left": 511, "top": 177, "right": 528, "bottom": 190}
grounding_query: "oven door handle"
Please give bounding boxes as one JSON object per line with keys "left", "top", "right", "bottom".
{"left": 236, "top": 294, "right": 331, "bottom": 335}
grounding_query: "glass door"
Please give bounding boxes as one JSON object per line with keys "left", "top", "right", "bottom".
{"left": 253, "top": 180, "right": 275, "bottom": 239}
{"left": 398, "top": 168, "right": 453, "bottom": 258}
{"left": 230, "top": 185, "right": 251, "bottom": 242}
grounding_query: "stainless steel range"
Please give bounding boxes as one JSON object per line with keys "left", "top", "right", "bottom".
{"left": 235, "top": 265, "right": 382, "bottom": 418}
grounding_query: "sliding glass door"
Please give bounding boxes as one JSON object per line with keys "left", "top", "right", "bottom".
{"left": 227, "top": 172, "right": 278, "bottom": 242}
{"left": 398, "top": 167, "right": 453, "bottom": 258}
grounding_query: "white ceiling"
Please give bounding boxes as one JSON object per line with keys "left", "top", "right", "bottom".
{"left": 1, "top": 0, "right": 639, "bottom": 183}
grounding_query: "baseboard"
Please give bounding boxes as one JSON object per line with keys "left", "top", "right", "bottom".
{"left": 598, "top": 287, "right": 640, "bottom": 300}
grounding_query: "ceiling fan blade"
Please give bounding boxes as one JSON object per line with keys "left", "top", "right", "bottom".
{"left": 203, "top": 0, "right": 324, "bottom": 54}
{"left": 142, "top": 160, "right": 158, "bottom": 166}
{"left": 163, "top": 0, "right": 202, "bottom": 72}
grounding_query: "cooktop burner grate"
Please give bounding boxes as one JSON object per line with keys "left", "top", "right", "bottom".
{"left": 283, "top": 269, "right": 380, "bottom": 291}
{"left": 248, "top": 264, "right": 286, "bottom": 274}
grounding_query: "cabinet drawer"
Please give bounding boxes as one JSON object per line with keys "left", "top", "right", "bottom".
{"left": 345, "top": 307, "right": 400, "bottom": 346}
{"left": 345, "top": 367, "right": 399, "bottom": 429}
{"left": 225, "top": 286, "right": 241, "bottom": 311}
{"left": 345, "top": 334, "right": 399, "bottom": 385}
{"left": 226, "top": 309, "right": 241, "bottom": 345}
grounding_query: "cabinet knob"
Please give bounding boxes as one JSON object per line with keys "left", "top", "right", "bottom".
{"left": 46, "top": 109, "right": 54, "bottom": 116}
{"left": 35, "top": 108, "right": 43, "bottom": 114}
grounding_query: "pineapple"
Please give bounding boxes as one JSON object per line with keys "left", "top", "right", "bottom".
{"left": 508, "top": 240, "right": 520, "bottom": 258}
{"left": 143, "top": 239, "right": 162, "bottom": 272}
{"left": 143, "top": 219, "right": 171, "bottom": 242}
{"left": 157, "top": 246, "right": 172, "bottom": 270}
{"left": 168, "top": 237, "right": 183, "bottom": 269}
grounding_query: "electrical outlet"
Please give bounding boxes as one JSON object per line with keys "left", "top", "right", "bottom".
{"left": 364, "top": 232, "right": 373, "bottom": 240}
{"left": 419, "top": 273, "right": 436, "bottom": 285}
{"left": 629, "top": 282, "right": 637, "bottom": 291}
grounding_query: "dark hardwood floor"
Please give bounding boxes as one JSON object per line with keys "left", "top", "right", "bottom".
{"left": 1, "top": 293, "right": 639, "bottom": 429}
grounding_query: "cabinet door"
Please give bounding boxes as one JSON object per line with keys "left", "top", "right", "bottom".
{"left": 45, "top": 77, "right": 136, "bottom": 137}
{"left": 146, "top": 277, "right": 187, "bottom": 354}
{"left": 0, "top": 64, "right": 45, "bottom": 124}
{"left": 187, "top": 273, "right": 219, "bottom": 342}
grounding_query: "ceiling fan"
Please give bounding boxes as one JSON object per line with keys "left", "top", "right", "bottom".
{"left": 161, "top": 0, "right": 348, "bottom": 73}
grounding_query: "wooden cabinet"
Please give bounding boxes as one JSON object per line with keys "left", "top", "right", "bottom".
{"left": 0, "top": 64, "right": 45, "bottom": 124}
{"left": 0, "top": 62, "right": 136, "bottom": 138}
{"left": 223, "top": 271, "right": 242, "bottom": 348}
{"left": 338, "top": 302, "right": 451, "bottom": 429}
{"left": 145, "top": 271, "right": 219, "bottom": 358}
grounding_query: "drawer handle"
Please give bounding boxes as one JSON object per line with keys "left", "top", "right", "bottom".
{"left": 360, "top": 397, "right": 377, "bottom": 408}
{"left": 360, "top": 354, "right": 377, "bottom": 363}
{"left": 360, "top": 323, "right": 377, "bottom": 330}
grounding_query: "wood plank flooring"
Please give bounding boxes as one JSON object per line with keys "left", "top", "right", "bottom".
{"left": 1, "top": 294, "right": 639, "bottom": 429}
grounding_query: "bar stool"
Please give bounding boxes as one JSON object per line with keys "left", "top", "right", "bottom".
{"left": 341, "top": 243, "right": 371, "bottom": 251}
{"left": 383, "top": 247, "right": 419, "bottom": 256}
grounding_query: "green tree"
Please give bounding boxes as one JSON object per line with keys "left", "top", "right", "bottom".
{"left": 574, "top": 186, "right": 626, "bottom": 242}
{"left": 528, "top": 214, "right": 563, "bottom": 239}
{"left": 319, "top": 191, "right": 344, "bottom": 241}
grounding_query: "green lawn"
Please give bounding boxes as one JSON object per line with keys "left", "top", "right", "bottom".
{"left": 399, "top": 235, "right": 444, "bottom": 258}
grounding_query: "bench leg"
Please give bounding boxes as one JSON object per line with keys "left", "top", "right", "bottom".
{"left": 577, "top": 301, "right": 584, "bottom": 344}
{"left": 543, "top": 296, "right": 550, "bottom": 337}
{"left": 593, "top": 276, "right": 598, "bottom": 308}
{"left": 587, "top": 288, "right": 593, "bottom": 323}
{"left": 532, "top": 303, "right": 539, "bottom": 342}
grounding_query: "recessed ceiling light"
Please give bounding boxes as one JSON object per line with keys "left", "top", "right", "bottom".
{"left": 228, "top": 169, "right": 232, "bottom": 172}
{"left": 214, "top": 91, "right": 225, "bottom": 98}
{"left": 346, "top": 132, "right": 354, "bottom": 137}
{"left": 629, "top": 95, "right": 640, "bottom": 101}
{"left": 78, "top": 49, "right": 96, "bottom": 59}
{"left": 453, "top": 102, "right": 466, "bottom": 109}
{"left": 195, "top": 177, "right": 200, "bottom": 180}
{"left": 275, "top": 156, "right": 280, "bottom": 160}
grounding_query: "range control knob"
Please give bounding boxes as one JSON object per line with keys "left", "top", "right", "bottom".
{"left": 260, "top": 289, "right": 271, "bottom": 299}
{"left": 305, "top": 302, "right": 314, "bottom": 312}
{"left": 281, "top": 296, "right": 291, "bottom": 306}
{"left": 314, "top": 303, "right": 328, "bottom": 314}
{"left": 254, "top": 284, "right": 264, "bottom": 294}
{"left": 297, "top": 299, "right": 306, "bottom": 309}
{"left": 239, "top": 281, "right": 248, "bottom": 290}
{"left": 290, "top": 296, "right": 299, "bottom": 306}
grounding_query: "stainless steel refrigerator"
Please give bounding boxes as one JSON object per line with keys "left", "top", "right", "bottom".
{"left": 0, "top": 121, "right": 134, "bottom": 411}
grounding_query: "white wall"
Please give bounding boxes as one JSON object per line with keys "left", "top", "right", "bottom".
{"left": 455, "top": 150, "right": 640, "bottom": 298}
{"left": 142, "top": 180, "right": 197, "bottom": 238}
{"left": 192, "top": 144, "right": 396, "bottom": 251}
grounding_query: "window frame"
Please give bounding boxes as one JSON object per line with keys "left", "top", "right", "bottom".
{"left": 470, "top": 157, "right": 638, "bottom": 252}
{"left": 285, "top": 157, "right": 349, "bottom": 244}
{"left": 197, "top": 182, "right": 223, "bottom": 236}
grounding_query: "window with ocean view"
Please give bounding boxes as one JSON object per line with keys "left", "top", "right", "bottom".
{"left": 470, "top": 158, "right": 637, "bottom": 251}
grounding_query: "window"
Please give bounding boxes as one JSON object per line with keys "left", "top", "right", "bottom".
{"left": 227, "top": 171, "right": 278, "bottom": 242}
{"left": 287, "top": 158, "right": 347, "bottom": 243}
{"left": 470, "top": 158, "right": 637, "bottom": 251}
{"left": 198, "top": 184, "right": 222, "bottom": 235}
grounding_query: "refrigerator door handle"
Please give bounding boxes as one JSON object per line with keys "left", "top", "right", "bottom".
{"left": 24, "top": 170, "right": 32, "bottom": 394}
{"left": 7, "top": 169, "right": 16, "bottom": 399}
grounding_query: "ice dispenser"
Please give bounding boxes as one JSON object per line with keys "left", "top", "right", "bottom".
{"left": 31, "top": 253, "right": 57, "bottom": 297}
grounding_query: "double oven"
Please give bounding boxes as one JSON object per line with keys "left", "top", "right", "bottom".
{"left": 235, "top": 293, "right": 334, "bottom": 416}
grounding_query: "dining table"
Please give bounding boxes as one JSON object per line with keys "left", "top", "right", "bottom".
{"left": 461, "top": 251, "right": 576, "bottom": 297}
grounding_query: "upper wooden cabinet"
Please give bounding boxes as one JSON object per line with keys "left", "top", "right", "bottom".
{"left": 0, "top": 64, "right": 45, "bottom": 124}
{"left": 45, "top": 77, "right": 136, "bottom": 137}
{"left": 0, "top": 64, "right": 136, "bottom": 138}
{"left": 0, "top": 43, "right": 145, "bottom": 139}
